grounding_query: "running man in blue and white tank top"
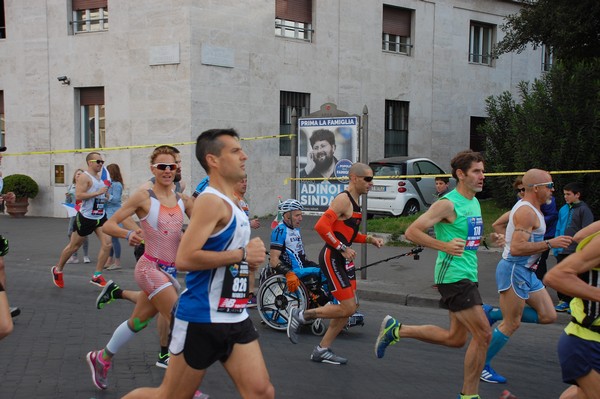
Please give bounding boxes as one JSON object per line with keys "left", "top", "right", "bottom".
{"left": 123, "top": 129, "right": 274, "bottom": 399}
{"left": 481, "top": 168, "right": 573, "bottom": 385}
{"left": 51, "top": 152, "right": 113, "bottom": 289}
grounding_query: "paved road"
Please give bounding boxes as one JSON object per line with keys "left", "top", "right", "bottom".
{"left": 0, "top": 215, "right": 571, "bottom": 398}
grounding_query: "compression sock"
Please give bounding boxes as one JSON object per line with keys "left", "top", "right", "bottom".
{"left": 105, "top": 320, "right": 137, "bottom": 356}
{"left": 485, "top": 327, "right": 510, "bottom": 364}
{"left": 521, "top": 306, "right": 539, "bottom": 323}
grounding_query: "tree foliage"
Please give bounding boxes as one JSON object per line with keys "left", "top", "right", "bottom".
{"left": 480, "top": 60, "right": 600, "bottom": 213}
{"left": 495, "top": 0, "right": 600, "bottom": 62}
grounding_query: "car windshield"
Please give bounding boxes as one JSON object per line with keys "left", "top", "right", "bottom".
{"left": 370, "top": 163, "right": 407, "bottom": 177}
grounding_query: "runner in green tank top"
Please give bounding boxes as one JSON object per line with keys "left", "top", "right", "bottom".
{"left": 375, "top": 150, "right": 504, "bottom": 399}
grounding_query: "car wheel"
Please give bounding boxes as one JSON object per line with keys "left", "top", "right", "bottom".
{"left": 402, "top": 200, "right": 420, "bottom": 216}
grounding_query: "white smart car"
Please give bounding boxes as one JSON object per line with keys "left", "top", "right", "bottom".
{"left": 367, "top": 157, "right": 454, "bottom": 217}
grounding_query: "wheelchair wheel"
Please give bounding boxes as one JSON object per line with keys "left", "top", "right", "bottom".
{"left": 310, "top": 318, "right": 326, "bottom": 336}
{"left": 258, "top": 274, "right": 309, "bottom": 331}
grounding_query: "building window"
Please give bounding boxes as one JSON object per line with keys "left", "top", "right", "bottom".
{"left": 72, "top": 0, "right": 108, "bottom": 33}
{"left": 542, "top": 44, "right": 553, "bottom": 72}
{"left": 384, "top": 100, "right": 409, "bottom": 157}
{"left": 0, "top": 0, "right": 6, "bottom": 39}
{"left": 80, "top": 87, "right": 105, "bottom": 149}
{"left": 382, "top": 5, "right": 412, "bottom": 55}
{"left": 275, "top": 0, "right": 312, "bottom": 42}
{"left": 0, "top": 91, "right": 5, "bottom": 146}
{"left": 470, "top": 116, "right": 487, "bottom": 153}
{"left": 469, "top": 21, "right": 494, "bottom": 66}
{"left": 280, "top": 91, "right": 310, "bottom": 156}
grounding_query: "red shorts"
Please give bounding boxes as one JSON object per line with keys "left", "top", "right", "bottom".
{"left": 318, "top": 246, "right": 356, "bottom": 301}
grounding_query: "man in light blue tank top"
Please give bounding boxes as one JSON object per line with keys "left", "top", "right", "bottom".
{"left": 481, "top": 169, "right": 572, "bottom": 384}
{"left": 375, "top": 150, "right": 505, "bottom": 399}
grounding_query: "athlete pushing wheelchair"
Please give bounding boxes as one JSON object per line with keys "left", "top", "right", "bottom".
{"left": 257, "top": 199, "right": 364, "bottom": 335}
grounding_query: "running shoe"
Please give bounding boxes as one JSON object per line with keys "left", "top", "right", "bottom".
{"left": 156, "top": 353, "right": 169, "bottom": 369}
{"left": 84, "top": 256, "right": 91, "bottom": 263}
{"left": 66, "top": 255, "right": 79, "bottom": 264}
{"left": 499, "top": 390, "right": 517, "bottom": 399}
{"left": 96, "top": 280, "right": 120, "bottom": 309}
{"left": 106, "top": 264, "right": 122, "bottom": 271}
{"left": 90, "top": 274, "right": 107, "bottom": 288}
{"left": 482, "top": 304, "right": 497, "bottom": 326}
{"left": 375, "top": 315, "right": 400, "bottom": 358}
{"left": 555, "top": 301, "right": 570, "bottom": 312}
{"left": 51, "top": 266, "right": 64, "bottom": 288}
{"left": 480, "top": 364, "right": 507, "bottom": 384}
{"left": 310, "top": 346, "right": 348, "bottom": 365}
{"left": 193, "top": 391, "right": 210, "bottom": 399}
{"left": 86, "top": 350, "right": 111, "bottom": 390}
{"left": 10, "top": 306, "right": 20, "bottom": 318}
{"left": 287, "top": 306, "right": 303, "bottom": 344}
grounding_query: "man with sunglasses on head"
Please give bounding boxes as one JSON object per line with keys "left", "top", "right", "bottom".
{"left": 287, "top": 162, "right": 384, "bottom": 364}
{"left": 479, "top": 169, "right": 573, "bottom": 385}
{"left": 52, "top": 152, "right": 111, "bottom": 288}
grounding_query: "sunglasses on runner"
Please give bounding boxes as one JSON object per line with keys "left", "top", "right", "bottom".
{"left": 89, "top": 159, "right": 105, "bottom": 165}
{"left": 152, "top": 163, "right": 178, "bottom": 171}
{"left": 515, "top": 188, "right": 525, "bottom": 193}
{"left": 358, "top": 176, "right": 374, "bottom": 182}
{"left": 529, "top": 182, "right": 554, "bottom": 189}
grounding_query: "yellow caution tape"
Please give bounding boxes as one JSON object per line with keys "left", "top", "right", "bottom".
{"left": 2, "top": 134, "right": 296, "bottom": 156}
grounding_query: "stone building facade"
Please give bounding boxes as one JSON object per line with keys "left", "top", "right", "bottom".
{"left": 0, "top": 0, "right": 545, "bottom": 217}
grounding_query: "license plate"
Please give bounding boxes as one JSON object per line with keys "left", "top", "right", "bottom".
{"left": 370, "top": 185, "right": 386, "bottom": 192}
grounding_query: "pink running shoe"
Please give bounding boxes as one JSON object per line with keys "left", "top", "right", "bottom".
{"left": 86, "top": 350, "right": 111, "bottom": 390}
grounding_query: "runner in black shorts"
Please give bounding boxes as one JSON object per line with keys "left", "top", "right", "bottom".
{"left": 375, "top": 150, "right": 504, "bottom": 399}
{"left": 287, "top": 162, "right": 384, "bottom": 365}
{"left": 51, "top": 152, "right": 113, "bottom": 288}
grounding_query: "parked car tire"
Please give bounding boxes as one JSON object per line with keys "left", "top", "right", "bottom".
{"left": 402, "top": 199, "right": 420, "bottom": 216}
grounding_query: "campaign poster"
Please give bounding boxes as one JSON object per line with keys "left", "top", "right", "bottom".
{"left": 297, "top": 116, "right": 359, "bottom": 212}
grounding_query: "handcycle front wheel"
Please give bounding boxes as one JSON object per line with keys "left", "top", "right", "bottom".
{"left": 257, "top": 274, "right": 309, "bottom": 331}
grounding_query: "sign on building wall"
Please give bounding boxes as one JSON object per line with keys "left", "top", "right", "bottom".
{"left": 297, "top": 116, "right": 358, "bottom": 212}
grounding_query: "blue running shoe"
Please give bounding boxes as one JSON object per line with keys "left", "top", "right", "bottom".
{"left": 482, "top": 304, "right": 497, "bottom": 326}
{"left": 480, "top": 364, "right": 507, "bottom": 384}
{"left": 374, "top": 315, "right": 400, "bottom": 358}
{"left": 555, "top": 301, "right": 570, "bottom": 312}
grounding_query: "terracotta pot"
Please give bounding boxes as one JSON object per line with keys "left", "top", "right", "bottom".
{"left": 6, "top": 197, "right": 29, "bottom": 218}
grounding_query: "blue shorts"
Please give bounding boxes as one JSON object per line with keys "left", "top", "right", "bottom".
{"left": 496, "top": 258, "right": 544, "bottom": 300}
{"left": 558, "top": 331, "right": 600, "bottom": 384}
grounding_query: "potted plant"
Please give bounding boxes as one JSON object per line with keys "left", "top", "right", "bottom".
{"left": 2, "top": 174, "right": 39, "bottom": 217}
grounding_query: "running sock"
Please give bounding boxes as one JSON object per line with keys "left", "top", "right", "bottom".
{"left": 485, "top": 327, "right": 510, "bottom": 364}
{"left": 105, "top": 320, "right": 137, "bottom": 356}
{"left": 298, "top": 310, "right": 307, "bottom": 323}
{"left": 458, "top": 394, "right": 480, "bottom": 399}
{"left": 521, "top": 306, "right": 539, "bottom": 324}
{"left": 93, "top": 271, "right": 102, "bottom": 278}
{"left": 316, "top": 345, "right": 327, "bottom": 351}
{"left": 160, "top": 346, "right": 169, "bottom": 357}
{"left": 112, "top": 288, "right": 123, "bottom": 299}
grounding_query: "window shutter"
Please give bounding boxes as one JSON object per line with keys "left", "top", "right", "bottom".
{"left": 80, "top": 87, "right": 105, "bottom": 105}
{"left": 72, "top": 0, "right": 108, "bottom": 11}
{"left": 276, "top": 0, "right": 312, "bottom": 23}
{"left": 383, "top": 5, "right": 411, "bottom": 37}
